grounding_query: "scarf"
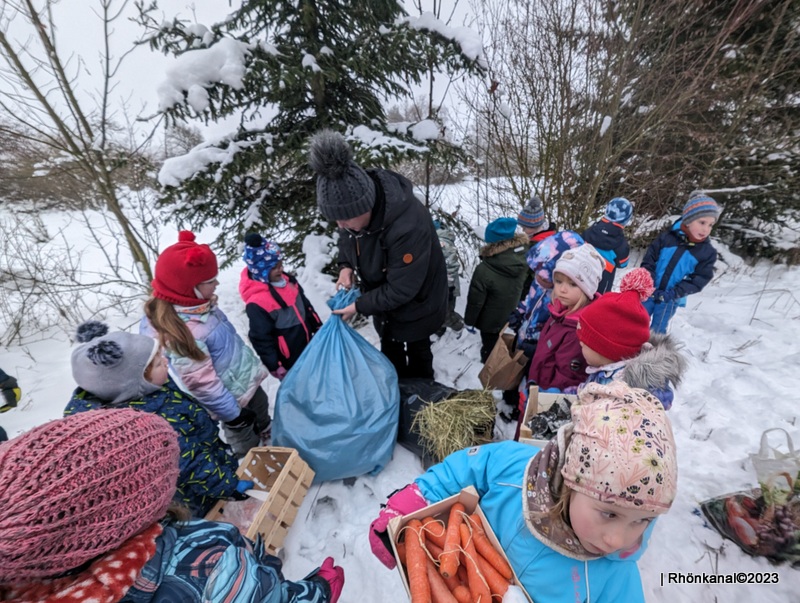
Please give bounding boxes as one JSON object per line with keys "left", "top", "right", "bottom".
{"left": 1, "top": 523, "right": 162, "bottom": 603}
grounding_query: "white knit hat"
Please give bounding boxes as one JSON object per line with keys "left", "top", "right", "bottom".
{"left": 553, "top": 243, "right": 604, "bottom": 298}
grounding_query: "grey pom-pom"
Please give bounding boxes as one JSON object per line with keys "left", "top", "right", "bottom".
{"left": 87, "top": 340, "right": 123, "bottom": 367}
{"left": 76, "top": 321, "right": 109, "bottom": 343}
{"left": 309, "top": 130, "right": 353, "bottom": 179}
{"left": 245, "top": 232, "right": 264, "bottom": 248}
{"left": 525, "top": 195, "right": 543, "bottom": 213}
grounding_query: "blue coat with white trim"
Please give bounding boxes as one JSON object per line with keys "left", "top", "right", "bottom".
{"left": 415, "top": 441, "right": 654, "bottom": 603}
{"left": 641, "top": 221, "right": 717, "bottom": 307}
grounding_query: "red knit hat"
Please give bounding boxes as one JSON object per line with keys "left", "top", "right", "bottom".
{"left": 577, "top": 268, "right": 654, "bottom": 362}
{"left": 0, "top": 409, "right": 179, "bottom": 582}
{"left": 151, "top": 231, "right": 218, "bottom": 306}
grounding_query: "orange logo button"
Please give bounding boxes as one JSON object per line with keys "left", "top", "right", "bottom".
{"left": 403, "top": 253, "right": 413, "bottom": 264}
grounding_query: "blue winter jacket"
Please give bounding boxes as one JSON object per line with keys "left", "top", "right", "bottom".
{"left": 121, "top": 520, "right": 330, "bottom": 603}
{"left": 140, "top": 303, "right": 268, "bottom": 422}
{"left": 641, "top": 221, "right": 717, "bottom": 307}
{"left": 415, "top": 442, "right": 655, "bottom": 603}
{"left": 65, "top": 378, "right": 240, "bottom": 515}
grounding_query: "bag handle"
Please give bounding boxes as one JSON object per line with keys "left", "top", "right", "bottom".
{"left": 758, "top": 428, "right": 798, "bottom": 459}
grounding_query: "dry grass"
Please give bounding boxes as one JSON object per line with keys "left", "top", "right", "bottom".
{"left": 412, "top": 390, "right": 496, "bottom": 462}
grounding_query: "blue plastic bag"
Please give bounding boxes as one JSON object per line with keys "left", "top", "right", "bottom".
{"left": 273, "top": 288, "right": 399, "bottom": 482}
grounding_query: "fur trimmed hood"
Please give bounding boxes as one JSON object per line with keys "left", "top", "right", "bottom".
{"left": 479, "top": 232, "right": 529, "bottom": 258}
{"left": 623, "top": 333, "right": 687, "bottom": 389}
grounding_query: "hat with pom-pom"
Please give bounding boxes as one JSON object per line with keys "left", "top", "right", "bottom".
{"left": 243, "top": 233, "right": 283, "bottom": 283}
{"left": 561, "top": 381, "right": 677, "bottom": 514}
{"left": 553, "top": 243, "right": 604, "bottom": 298}
{"left": 681, "top": 192, "right": 720, "bottom": 226}
{"left": 309, "top": 130, "right": 376, "bottom": 221}
{"left": 517, "top": 195, "right": 546, "bottom": 231}
{"left": 151, "top": 231, "right": 218, "bottom": 306}
{"left": 0, "top": 409, "right": 179, "bottom": 581}
{"left": 604, "top": 197, "right": 634, "bottom": 226}
{"left": 71, "top": 321, "right": 160, "bottom": 404}
{"left": 577, "top": 268, "right": 654, "bottom": 362}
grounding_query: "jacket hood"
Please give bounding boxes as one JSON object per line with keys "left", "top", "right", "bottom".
{"left": 623, "top": 332, "right": 687, "bottom": 389}
{"left": 370, "top": 168, "right": 416, "bottom": 228}
{"left": 479, "top": 232, "right": 529, "bottom": 258}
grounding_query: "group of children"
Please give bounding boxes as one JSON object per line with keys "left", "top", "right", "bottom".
{"left": 0, "top": 188, "right": 721, "bottom": 602}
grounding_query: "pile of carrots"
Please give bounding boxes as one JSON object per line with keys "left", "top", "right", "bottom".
{"left": 395, "top": 502, "right": 515, "bottom": 603}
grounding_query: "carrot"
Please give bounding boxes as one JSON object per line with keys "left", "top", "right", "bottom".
{"left": 474, "top": 552, "right": 510, "bottom": 598}
{"left": 456, "top": 564, "right": 468, "bottom": 585}
{"left": 396, "top": 540, "right": 407, "bottom": 565}
{"left": 426, "top": 560, "right": 459, "bottom": 603}
{"left": 459, "top": 523, "right": 491, "bottom": 603}
{"left": 467, "top": 514, "right": 513, "bottom": 581}
{"left": 426, "top": 540, "right": 445, "bottom": 560}
{"left": 406, "top": 520, "right": 432, "bottom": 603}
{"left": 422, "top": 516, "right": 447, "bottom": 549}
{"left": 439, "top": 502, "right": 465, "bottom": 579}
{"left": 451, "top": 585, "right": 472, "bottom": 603}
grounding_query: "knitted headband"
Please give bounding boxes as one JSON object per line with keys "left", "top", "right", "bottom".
{"left": 518, "top": 195, "right": 546, "bottom": 230}
{"left": 309, "top": 130, "right": 376, "bottom": 221}
{"left": 243, "top": 232, "right": 283, "bottom": 283}
{"left": 553, "top": 243, "right": 604, "bottom": 298}
{"left": 561, "top": 381, "right": 677, "bottom": 514}
{"left": 682, "top": 193, "right": 720, "bottom": 226}
{"left": 577, "top": 268, "right": 654, "bottom": 362}
{"left": 0, "top": 409, "right": 179, "bottom": 581}
{"left": 151, "top": 231, "right": 218, "bottom": 306}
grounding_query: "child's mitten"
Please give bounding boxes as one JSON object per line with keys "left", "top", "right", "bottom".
{"left": 368, "top": 483, "right": 428, "bottom": 569}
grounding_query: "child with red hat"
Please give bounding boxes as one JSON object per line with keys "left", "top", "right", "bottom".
{"left": 577, "top": 268, "right": 687, "bottom": 409}
{"left": 141, "top": 231, "right": 270, "bottom": 456}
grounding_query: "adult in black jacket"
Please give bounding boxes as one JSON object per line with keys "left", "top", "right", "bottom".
{"left": 309, "top": 130, "right": 447, "bottom": 379}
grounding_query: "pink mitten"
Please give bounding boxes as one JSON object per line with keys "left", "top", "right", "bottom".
{"left": 316, "top": 557, "right": 344, "bottom": 603}
{"left": 270, "top": 366, "right": 288, "bottom": 381}
{"left": 369, "top": 483, "right": 428, "bottom": 569}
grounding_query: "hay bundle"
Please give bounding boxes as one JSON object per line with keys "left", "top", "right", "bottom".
{"left": 412, "top": 389, "right": 496, "bottom": 463}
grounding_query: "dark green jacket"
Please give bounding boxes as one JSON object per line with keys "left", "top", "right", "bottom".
{"left": 465, "top": 233, "right": 530, "bottom": 333}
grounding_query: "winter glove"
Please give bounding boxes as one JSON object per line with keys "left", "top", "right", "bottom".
{"left": 369, "top": 483, "right": 428, "bottom": 569}
{"left": 231, "top": 480, "right": 255, "bottom": 501}
{"left": 224, "top": 406, "right": 257, "bottom": 430}
{"left": 270, "top": 366, "right": 288, "bottom": 381}
{"left": 653, "top": 289, "right": 676, "bottom": 304}
{"left": 0, "top": 373, "right": 20, "bottom": 413}
{"left": 506, "top": 308, "right": 524, "bottom": 332}
{"left": 313, "top": 557, "right": 345, "bottom": 603}
{"left": 520, "top": 339, "right": 538, "bottom": 359}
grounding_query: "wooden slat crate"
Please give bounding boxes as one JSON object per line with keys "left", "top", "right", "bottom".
{"left": 205, "top": 446, "right": 314, "bottom": 555}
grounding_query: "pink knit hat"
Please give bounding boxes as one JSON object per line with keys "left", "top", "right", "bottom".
{"left": 0, "top": 409, "right": 180, "bottom": 582}
{"left": 561, "top": 381, "right": 677, "bottom": 514}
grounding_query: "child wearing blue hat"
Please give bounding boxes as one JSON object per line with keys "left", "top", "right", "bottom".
{"left": 465, "top": 217, "right": 529, "bottom": 362}
{"left": 239, "top": 233, "right": 322, "bottom": 381}
{"left": 641, "top": 192, "right": 721, "bottom": 333}
{"left": 582, "top": 197, "right": 634, "bottom": 294}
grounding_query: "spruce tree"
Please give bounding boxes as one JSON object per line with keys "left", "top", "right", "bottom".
{"left": 137, "top": 0, "right": 483, "bottom": 262}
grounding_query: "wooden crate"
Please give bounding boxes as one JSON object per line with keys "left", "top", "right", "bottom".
{"left": 387, "top": 486, "right": 531, "bottom": 602}
{"left": 206, "top": 447, "right": 314, "bottom": 555}
{"left": 518, "top": 385, "right": 577, "bottom": 447}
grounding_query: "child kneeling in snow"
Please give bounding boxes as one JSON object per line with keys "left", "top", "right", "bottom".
{"left": 0, "top": 409, "right": 344, "bottom": 603}
{"left": 369, "top": 382, "right": 677, "bottom": 603}
{"left": 66, "top": 321, "right": 248, "bottom": 516}
{"left": 239, "top": 233, "right": 322, "bottom": 381}
{"left": 577, "top": 268, "right": 687, "bottom": 410}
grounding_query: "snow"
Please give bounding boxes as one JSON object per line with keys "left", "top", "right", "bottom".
{"left": 157, "top": 37, "right": 254, "bottom": 112}
{"left": 600, "top": 115, "right": 612, "bottom": 136}
{"left": 399, "top": 12, "right": 486, "bottom": 66}
{"left": 2, "top": 199, "right": 799, "bottom": 602}
{"left": 409, "top": 119, "right": 441, "bottom": 141}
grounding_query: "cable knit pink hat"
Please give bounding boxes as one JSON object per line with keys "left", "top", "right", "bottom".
{"left": 0, "top": 409, "right": 180, "bottom": 582}
{"left": 561, "top": 382, "right": 677, "bottom": 514}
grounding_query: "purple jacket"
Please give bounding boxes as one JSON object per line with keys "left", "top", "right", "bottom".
{"left": 528, "top": 297, "right": 596, "bottom": 392}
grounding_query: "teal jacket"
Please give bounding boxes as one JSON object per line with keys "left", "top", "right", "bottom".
{"left": 415, "top": 442, "right": 655, "bottom": 603}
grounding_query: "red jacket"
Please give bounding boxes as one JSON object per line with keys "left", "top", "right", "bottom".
{"left": 528, "top": 297, "right": 597, "bottom": 391}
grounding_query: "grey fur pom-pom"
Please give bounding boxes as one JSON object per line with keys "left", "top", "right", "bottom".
{"left": 309, "top": 130, "right": 353, "bottom": 179}
{"left": 87, "top": 340, "right": 123, "bottom": 367}
{"left": 76, "top": 321, "right": 109, "bottom": 343}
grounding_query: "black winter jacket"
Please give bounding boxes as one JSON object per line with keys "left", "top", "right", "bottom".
{"left": 338, "top": 169, "right": 448, "bottom": 342}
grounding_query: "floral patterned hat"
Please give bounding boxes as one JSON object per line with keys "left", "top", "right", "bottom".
{"left": 561, "top": 382, "right": 678, "bottom": 514}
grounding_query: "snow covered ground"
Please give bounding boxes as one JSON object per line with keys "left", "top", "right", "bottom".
{"left": 1, "top": 204, "right": 799, "bottom": 601}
